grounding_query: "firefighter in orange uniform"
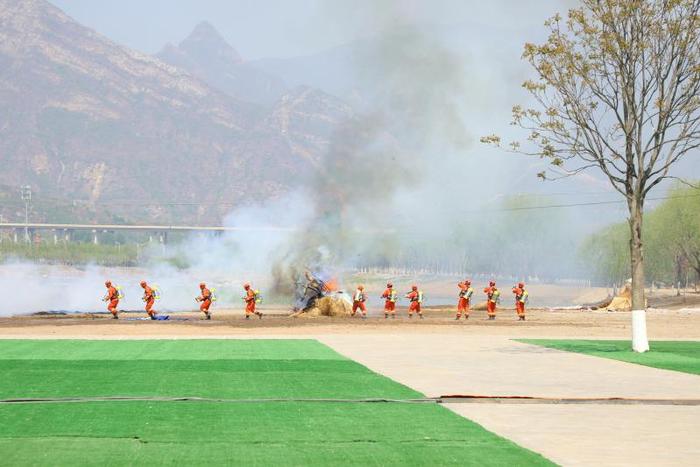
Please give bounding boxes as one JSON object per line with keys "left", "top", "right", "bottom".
{"left": 405, "top": 285, "right": 423, "bottom": 319}
{"left": 381, "top": 282, "right": 397, "bottom": 319}
{"left": 483, "top": 280, "right": 499, "bottom": 320}
{"left": 195, "top": 282, "right": 212, "bottom": 320}
{"left": 456, "top": 280, "right": 473, "bottom": 320}
{"left": 351, "top": 285, "right": 367, "bottom": 318}
{"left": 140, "top": 281, "right": 157, "bottom": 320}
{"left": 243, "top": 283, "right": 262, "bottom": 319}
{"left": 103, "top": 280, "right": 119, "bottom": 319}
{"left": 512, "top": 282, "right": 528, "bottom": 321}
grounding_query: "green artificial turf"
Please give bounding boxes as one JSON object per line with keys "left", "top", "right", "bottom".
{"left": 0, "top": 339, "right": 342, "bottom": 361}
{"left": 520, "top": 339, "right": 700, "bottom": 375}
{"left": 0, "top": 339, "right": 553, "bottom": 466}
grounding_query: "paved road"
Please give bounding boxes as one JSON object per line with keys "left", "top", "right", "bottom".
{"left": 320, "top": 334, "right": 700, "bottom": 467}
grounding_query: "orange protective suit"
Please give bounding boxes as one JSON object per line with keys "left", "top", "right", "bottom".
{"left": 352, "top": 286, "right": 367, "bottom": 317}
{"left": 512, "top": 285, "right": 526, "bottom": 319}
{"left": 105, "top": 283, "right": 119, "bottom": 317}
{"left": 487, "top": 301, "right": 496, "bottom": 316}
{"left": 484, "top": 285, "right": 498, "bottom": 318}
{"left": 456, "top": 282, "right": 471, "bottom": 319}
{"left": 141, "top": 282, "right": 155, "bottom": 318}
{"left": 245, "top": 289, "right": 256, "bottom": 314}
{"left": 381, "top": 287, "right": 396, "bottom": 314}
{"left": 244, "top": 285, "right": 261, "bottom": 318}
{"left": 199, "top": 285, "right": 212, "bottom": 313}
{"left": 457, "top": 297, "right": 469, "bottom": 312}
{"left": 406, "top": 289, "right": 421, "bottom": 316}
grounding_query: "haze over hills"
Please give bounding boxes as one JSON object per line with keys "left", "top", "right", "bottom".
{"left": 0, "top": 0, "right": 351, "bottom": 225}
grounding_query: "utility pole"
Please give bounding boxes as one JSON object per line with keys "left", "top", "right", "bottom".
{"left": 20, "top": 185, "right": 31, "bottom": 243}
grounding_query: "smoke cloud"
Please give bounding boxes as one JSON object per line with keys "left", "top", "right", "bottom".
{"left": 268, "top": 9, "right": 475, "bottom": 292}
{"left": 0, "top": 194, "right": 310, "bottom": 316}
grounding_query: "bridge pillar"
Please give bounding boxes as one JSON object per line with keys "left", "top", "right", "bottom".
{"left": 92, "top": 229, "right": 98, "bottom": 245}
{"left": 13, "top": 229, "right": 18, "bottom": 244}
{"left": 64, "top": 229, "right": 71, "bottom": 243}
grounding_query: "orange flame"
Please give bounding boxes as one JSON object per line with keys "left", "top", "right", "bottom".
{"left": 323, "top": 278, "right": 339, "bottom": 292}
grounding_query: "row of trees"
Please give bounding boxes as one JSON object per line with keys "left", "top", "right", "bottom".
{"left": 581, "top": 184, "right": 700, "bottom": 286}
{"left": 0, "top": 242, "right": 139, "bottom": 267}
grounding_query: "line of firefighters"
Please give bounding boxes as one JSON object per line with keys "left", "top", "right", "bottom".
{"left": 351, "top": 280, "right": 529, "bottom": 320}
{"left": 103, "top": 279, "right": 528, "bottom": 321}
{"left": 102, "top": 281, "right": 263, "bottom": 320}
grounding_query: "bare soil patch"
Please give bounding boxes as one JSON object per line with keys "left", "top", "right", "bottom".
{"left": 1, "top": 307, "right": 698, "bottom": 340}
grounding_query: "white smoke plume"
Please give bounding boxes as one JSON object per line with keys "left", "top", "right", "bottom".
{"left": 0, "top": 194, "right": 311, "bottom": 316}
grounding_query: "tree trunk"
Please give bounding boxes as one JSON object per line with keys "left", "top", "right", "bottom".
{"left": 676, "top": 254, "right": 683, "bottom": 297}
{"left": 628, "top": 193, "right": 649, "bottom": 352}
{"left": 628, "top": 195, "right": 646, "bottom": 310}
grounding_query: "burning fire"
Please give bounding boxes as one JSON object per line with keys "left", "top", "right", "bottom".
{"left": 323, "top": 278, "right": 339, "bottom": 292}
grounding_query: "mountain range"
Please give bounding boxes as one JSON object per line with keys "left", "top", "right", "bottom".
{"left": 4, "top": 0, "right": 696, "bottom": 229}
{"left": 0, "top": 0, "right": 351, "bottom": 225}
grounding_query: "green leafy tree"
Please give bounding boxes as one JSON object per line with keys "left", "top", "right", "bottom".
{"left": 580, "top": 184, "right": 700, "bottom": 285}
{"left": 650, "top": 185, "right": 700, "bottom": 278}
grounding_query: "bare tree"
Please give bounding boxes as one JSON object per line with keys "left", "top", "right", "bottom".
{"left": 482, "top": 0, "right": 700, "bottom": 311}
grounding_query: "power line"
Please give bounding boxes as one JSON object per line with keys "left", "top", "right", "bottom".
{"left": 52, "top": 192, "right": 700, "bottom": 211}
{"left": 104, "top": 192, "right": 698, "bottom": 214}
{"left": 6, "top": 190, "right": 699, "bottom": 214}
{"left": 494, "top": 193, "right": 700, "bottom": 212}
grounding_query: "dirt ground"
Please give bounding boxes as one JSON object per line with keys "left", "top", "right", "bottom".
{"left": 1, "top": 306, "right": 699, "bottom": 339}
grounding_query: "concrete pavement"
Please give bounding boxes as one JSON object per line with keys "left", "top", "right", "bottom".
{"left": 320, "top": 334, "right": 700, "bottom": 466}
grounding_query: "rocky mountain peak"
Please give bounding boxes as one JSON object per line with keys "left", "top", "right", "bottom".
{"left": 157, "top": 20, "right": 287, "bottom": 107}
{"left": 178, "top": 20, "right": 242, "bottom": 66}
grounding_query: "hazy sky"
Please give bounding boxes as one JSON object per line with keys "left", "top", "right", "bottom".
{"left": 49, "top": 0, "right": 578, "bottom": 59}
